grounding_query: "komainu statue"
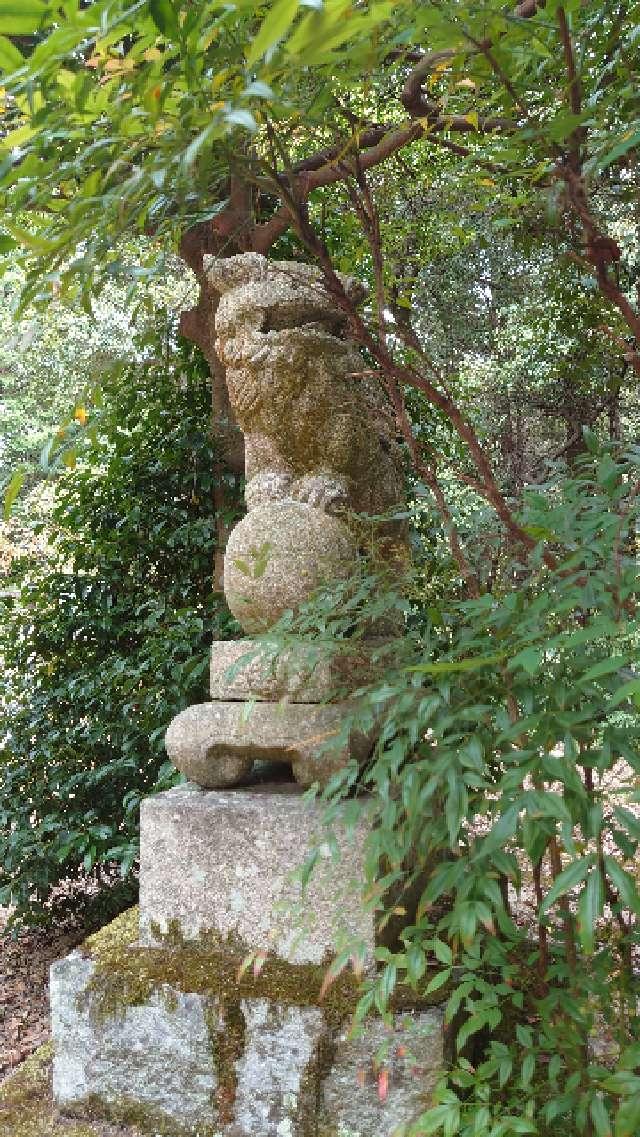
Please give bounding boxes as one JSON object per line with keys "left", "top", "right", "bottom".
{"left": 165, "top": 253, "right": 406, "bottom": 789}
{"left": 207, "top": 252, "right": 404, "bottom": 520}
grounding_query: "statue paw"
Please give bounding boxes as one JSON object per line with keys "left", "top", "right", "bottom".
{"left": 245, "top": 471, "right": 293, "bottom": 509}
{"left": 291, "top": 475, "right": 349, "bottom": 513}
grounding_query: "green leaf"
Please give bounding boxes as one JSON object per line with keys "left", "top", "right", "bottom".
{"left": 433, "top": 938, "right": 452, "bottom": 965}
{"left": 0, "top": 33, "right": 23, "bottom": 70}
{"left": 0, "top": 233, "right": 18, "bottom": 253}
{"left": 3, "top": 466, "right": 25, "bottom": 519}
{"left": 540, "top": 855, "right": 593, "bottom": 914}
{"left": 477, "top": 804, "right": 520, "bottom": 858}
{"left": 457, "top": 1012, "right": 487, "bottom": 1050}
{"left": 508, "top": 646, "right": 542, "bottom": 675}
{"left": 0, "top": 0, "right": 48, "bottom": 34}
{"left": 604, "top": 857, "right": 640, "bottom": 914}
{"left": 246, "top": 0, "right": 299, "bottom": 67}
{"left": 578, "top": 868, "right": 604, "bottom": 954}
{"left": 610, "top": 678, "right": 640, "bottom": 709}
{"left": 426, "top": 967, "right": 451, "bottom": 993}
{"left": 409, "top": 651, "right": 505, "bottom": 674}
{"left": 579, "top": 655, "right": 627, "bottom": 684}
{"left": 616, "top": 1095, "right": 640, "bottom": 1137}
{"left": 148, "top": 0, "right": 179, "bottom": 38}
{"left": 521, "top": 1052, "right": 535, "bottom": 1088}
{"left": 597, "top": 129, "right": 640, "bottom": 172}
{"left": 590, "top": 1094, "right": 611, "bottom": 1137}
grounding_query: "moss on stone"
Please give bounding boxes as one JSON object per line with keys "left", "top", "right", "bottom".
{"left": 207, "top": 1000, "right": 245, "bottom": 1126}
{"left": 64, "top": 1095, "right": 221, "bottom": 1137}
{"left": 82, "top": 906, "right": 363, "bottom": 1029}
{"left": 0, "top": 1044, "right": 130, "bottom": 1137}
{"left": 82, "top": 906, "right": 441, "bottom": 1034}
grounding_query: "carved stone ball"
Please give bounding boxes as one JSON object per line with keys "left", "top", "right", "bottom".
{"left": 224, "top": 501, "right": 356, "bottom": 633}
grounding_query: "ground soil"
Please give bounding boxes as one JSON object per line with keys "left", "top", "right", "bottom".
{"left": 0, "top": 877, "right": 136, "bottom": 1084}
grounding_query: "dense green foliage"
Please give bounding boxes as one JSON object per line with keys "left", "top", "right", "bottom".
{"left": 268, "top": 444, "right": 640, "bottom": 1136}
{"left": 0, "top": 334, "right": 239, "bottom": 924}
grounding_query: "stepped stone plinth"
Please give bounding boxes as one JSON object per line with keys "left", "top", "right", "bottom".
{"left": 51, "top": 787, "right": 444, "bottom": 1137}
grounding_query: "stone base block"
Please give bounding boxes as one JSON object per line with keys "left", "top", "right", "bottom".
{"left": 209, "top": 638, "right": 389, "bottom": 703}
{"left": 165, "top": 701, "right": 374, "bottom": 789}
{"left": 139, "top": 784, "right": 378, "bottom": 966}
{"left": 50, "top": 951, "right": 219, "bottom": 1136}
{"left": 50, "top": 915, "right": 444, "bottom": 1137}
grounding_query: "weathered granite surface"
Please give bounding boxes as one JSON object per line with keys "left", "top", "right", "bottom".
{"left": 205, "top": 253, "right": 405, "bottom": 528}
{"left": 234, "top": 1000, "right": 328, "bottom": 1137}
{"left": 50, "top": 951, "right": 219, "bottom": 1135}
{"left": 319, "top": 1009, "right": 444, "bottom": 1137}
{"left": 51, "top": 925, "right": 445, "bottom": 1137}
{"left": 139, "top": 785, "right": 377, "bottom": 966}
{"left": 224, "top": 501, "right": 356, "bottom": 633}
{"left": 164, "top": 700, "right": 373, "bottom": 789}
{"left": 209, "top": 639, "right": 389, "bottom": 703}
{"left": 164, "top": 253, "right": 407, "bottom": 791}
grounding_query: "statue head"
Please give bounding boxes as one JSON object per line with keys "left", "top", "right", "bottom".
{"left": 204, "top": 252, "right": 366, "bottom": 343}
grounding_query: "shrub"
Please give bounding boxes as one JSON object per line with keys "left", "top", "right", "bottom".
{"left": 0, "top": 336, "right": 241, "bottom": 927}
{"left": 268, "top": 441, "right": 640, "bottom": 1136}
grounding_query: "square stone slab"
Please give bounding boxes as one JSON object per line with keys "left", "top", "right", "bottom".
{"left": 139, "top": 784, "right": 378, "bottom": 966}
{"left": 209, "top": 638, "right": 388, "bottom": 703}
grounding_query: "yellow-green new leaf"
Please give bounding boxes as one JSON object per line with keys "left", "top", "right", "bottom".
{"left": 0, "top": 33, "right": 23, "bottom": 71}
{"left": 3, "top": 467, "right": 25, "bottom": 520}
{"left": 0, "top": 0, "right": 49, "bottom": 34}
{"left": 246, "top": 0, "right": 299, "bottom": 67}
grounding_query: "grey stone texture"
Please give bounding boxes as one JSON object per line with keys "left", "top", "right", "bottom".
{"left": 234, "top": 1000, "right": 327, "bottom": 1137}
{"left": 205, "top": 253, "right": 406, "bottom": 532}
{"left": 224, "top": 501, "right": 356, "bottom": 633}
{"left": 319, "top": 1009, "right": 444, "bottom": 1137}
{"left": 164, "top": 699, "right": 373, "bottom": 790}
{"left": 51, "top": 929, "right": 444, "bottom": 1137}
{"left": 164, "top": 253, "right": 408, "bottom": 792}
{"left": 209, "top": 639, "right": 389, "bottom": 703}
{"left": 139, "top": 785, "right": 378, "bottom": 966}
{"left": 50, "top": 950, "right": 219, "bottom": 1135}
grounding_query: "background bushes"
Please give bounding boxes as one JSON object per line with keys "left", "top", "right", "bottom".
{"left": 0, "top": 334, "right": 241, "bottom": 926}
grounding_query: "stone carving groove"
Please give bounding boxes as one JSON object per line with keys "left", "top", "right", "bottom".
{"left": 165, "top": 252, "right": 406, "bottom": 789}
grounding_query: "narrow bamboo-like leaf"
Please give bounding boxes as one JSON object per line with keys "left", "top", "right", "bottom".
{"left": 604, "top": 857, "right": 640, "bottom": 914}
{"left": 409, "top": 651, "right": 505, "bottom": 674}
{"left": 0, "top": 32, "right": 23, "bottom": 70}
{"left": 540, "top": 855, "right": 593, "bottom": 914}
{"left": 597, "top": 130, "right": 640, "bottom": 172}
{"left": 578, "top": 868, "right": 604, "bottom": 954}
{"left": 579, "top": 655, "right": 627, "bottom": 684}
{"left": 3, "top": 467, "right": 25, "bottom": 519}
{"left": 0, "top": 0, "right": 48, "bottom": 34}
{"left": 246, "top": 0, "right": 299, "bottom": 67}
{"left": 426, "top": 967, "right": 451, "bottom": 993}
{"left": 148, "top": 0, "right": 179, "bottom": 37}
{"left": 610, "top": 678, "right": 640, "bottom": 708}
{"left": 590, "top": 1094, "right": 611, "bottom": 1137}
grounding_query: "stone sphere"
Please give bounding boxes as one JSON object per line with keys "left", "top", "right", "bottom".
{"left": 224, "top": 501, "right": 356, "bottom": 633}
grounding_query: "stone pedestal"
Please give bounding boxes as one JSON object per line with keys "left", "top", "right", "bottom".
{"left": 139, "top": 784, "right": 378, "bottom": 965}
{"left": 51, "top": 786, "right": 445, "bottom": 1137}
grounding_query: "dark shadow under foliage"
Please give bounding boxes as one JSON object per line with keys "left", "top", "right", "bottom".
{"left": 0, "top": 337, "right": 241, "bottom": 928}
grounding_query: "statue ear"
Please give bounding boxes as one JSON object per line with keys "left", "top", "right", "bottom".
{"left": 204, "top": 252, "right": 267, "bottom": 293}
